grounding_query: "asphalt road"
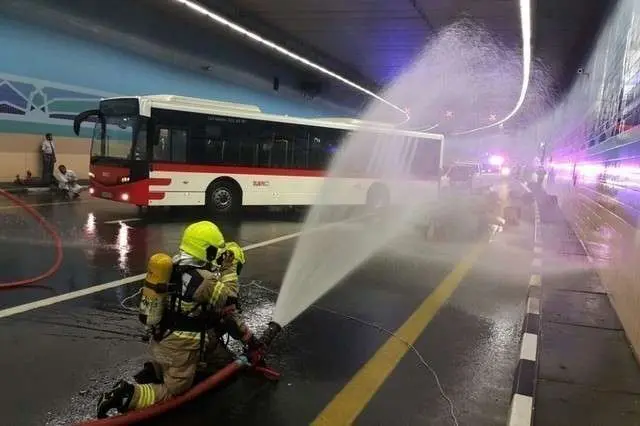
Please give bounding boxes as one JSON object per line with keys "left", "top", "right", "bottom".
{"left": 0, "top": 181, "right": 533, "bottom": 426}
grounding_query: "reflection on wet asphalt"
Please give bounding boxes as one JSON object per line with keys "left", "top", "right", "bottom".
{"left": 0, "top": 183, "right": 533, "bottom": 426}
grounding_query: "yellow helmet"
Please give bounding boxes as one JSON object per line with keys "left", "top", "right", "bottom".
{"left": 224, "top": 241, "right": 245, "bottom": 265}
{"left": 179, "top": 221, "right": 225, "bottom": 262}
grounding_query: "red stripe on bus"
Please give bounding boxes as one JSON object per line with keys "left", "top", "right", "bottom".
{"left": 151, "top": 163, "right": 326, "bottom": 177}
{"left": 149, "top": 192, "right": 166, "bottom": 200}
{"left": 148, "top": 178, "right": 172, "bottom": 186}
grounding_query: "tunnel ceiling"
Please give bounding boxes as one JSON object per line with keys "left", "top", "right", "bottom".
{"left": 219, "top": 0, "right": 519, "bottom": 85}
{"left": 210, "top": 0, "right": 616, "bottom": 92}
{"left": 2, "top": 0, "right": 617, "bottom": 112}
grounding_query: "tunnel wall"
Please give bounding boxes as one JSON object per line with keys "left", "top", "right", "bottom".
{"left": 546, "top": 0, "right": 640, "bottom": 359}
{"left": 548, "top": 157, "right": 640, "bottom": 361}
{"left": 0, "top": 17, "right": 353, "bottom": 180}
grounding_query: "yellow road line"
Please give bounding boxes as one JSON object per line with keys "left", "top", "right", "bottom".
{"left": 311, "top": 242, "right": 486, "bottom": 426}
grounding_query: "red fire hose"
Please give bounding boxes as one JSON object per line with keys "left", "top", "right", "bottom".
{"left": 74, "top": 361, "right": 282, "bottom": 425}
{"left": 75, "top": 361, "right": 245, "bottom": 426}
{"left": 0, "top": 188, "right": 64, "bottom": 289}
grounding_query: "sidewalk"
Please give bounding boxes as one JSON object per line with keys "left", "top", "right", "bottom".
{"left": 533, "top": 188, "right": 640, "bottom": 426}
{"left": 0, "top": 180, "right": 89, "bottom": 194}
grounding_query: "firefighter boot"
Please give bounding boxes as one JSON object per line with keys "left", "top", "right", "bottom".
{"left": 97, "top": 380, "right": 135, "bottom": 418}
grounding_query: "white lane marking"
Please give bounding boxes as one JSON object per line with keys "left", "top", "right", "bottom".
{"left": 532, "top": 258, "right": 542, "bottom": 268}
{"left": 519, "top": 181, "right": 532, "bottom": 193}
{"left": 526, "top": 297, "right": 540, "bottom": 315}
{"left": 519, "top": 332, "right": 538, "bottom": 362}
{"left": 0, "top": 275, "right": 144, "bottom": 319}
{"left": 529, "top": 274, "right": 541, "bottom": 287}
{"left": 0, "top": 230, "right": 302, "bottom": 319}
{"left": 533, "top": 245, "right": 542, "bottom": 254}
{"left": 242, "top": 232, "right": 301, "bottom": 250}
{"left": 104, "top": 218, "right": 142, "bottom": 224}
{"left": 508, "top": 394, "right": 533, "bottom": 426}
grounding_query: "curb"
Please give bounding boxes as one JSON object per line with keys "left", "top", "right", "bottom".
{"left": 0, "top": 187, "right": 48, "bottom": 194}
{"left": 0, "top": 185, "right": 88, "bottom": 195}
{"left": 508, "top": 183, "right": 542, "bottom": 426}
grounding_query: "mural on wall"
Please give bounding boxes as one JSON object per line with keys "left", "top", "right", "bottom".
{"left": 0, "top": 72, "right": 116, "bottom": 137}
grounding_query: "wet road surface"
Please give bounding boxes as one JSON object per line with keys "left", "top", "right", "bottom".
{"left": 0, "top": 183, "right": 534, "bottom": 426}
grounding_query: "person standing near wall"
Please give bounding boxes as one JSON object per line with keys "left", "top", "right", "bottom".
{"left": 41, "top": 133, "right": 56, "bottom": 184}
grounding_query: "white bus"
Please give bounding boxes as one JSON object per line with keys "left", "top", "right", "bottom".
{"left": 73, "top": 95, "right": 444, "bottom": 213}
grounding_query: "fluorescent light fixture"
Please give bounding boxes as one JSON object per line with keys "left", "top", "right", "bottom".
{"left": 415, "top": 123, "right": 440, "bottom": 131}
{"left": 173, "top": 0, "right": 409, "bottom": 121}
{"left": 454, "top": 0, "right": 532, "bottom": 135}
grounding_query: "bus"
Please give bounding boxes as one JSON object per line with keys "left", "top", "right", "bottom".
{"left": 73, "top": 95, "right": 444, "bottom": 214}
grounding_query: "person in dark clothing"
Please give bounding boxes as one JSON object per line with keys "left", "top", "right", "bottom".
{"left": 41, "top": 133, "right": 56, "bottom": 184}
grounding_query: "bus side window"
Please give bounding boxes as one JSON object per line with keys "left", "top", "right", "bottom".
{"left": 153, "top": 127, "right": 187, "bottom": 162}
{"left": 308, "top": 128, "right": 329, "bottom": 169}
{"left": 171, "top": 129, "right": 188, "bottom": 163}
{"left": 308, "top": 135, "right": 324, "bottom": 169}
{"left": 154, "top": 128, "right": 171, "bottom": 161}
{"left": 204, "top": 124, "right": 224, "bottom": 163}
{"left": 270, "top": 137, "right": 289, "bottom": 168}
{"left": 256, "top": 121, "right": 291, "bottom": 168}
{"left": 269, "top": 123, "right": 291, "bottom": 168}
{"left": 291, "top": 128, "right": 310, "bottom": 169}
{"left": 308, "top": 128, "right": 342, "bottom": 169}
{"left": 238, "top": 120, "right": 260, "bottom": 167}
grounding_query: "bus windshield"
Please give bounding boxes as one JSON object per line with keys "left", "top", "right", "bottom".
{"left": 90, "top": 115, "right": 146, "bottom": 161}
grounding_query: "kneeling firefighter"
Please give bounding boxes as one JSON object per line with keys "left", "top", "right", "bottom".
{"left": 97, "top": 222, "right": 267, "bottom": 418}
{"left": 198, "top": 241, "right": 254, "bottom": 375}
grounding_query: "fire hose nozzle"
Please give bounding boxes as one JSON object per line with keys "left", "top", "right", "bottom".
{"left": 260, "top": 321, "right": 282, "bottom": 347}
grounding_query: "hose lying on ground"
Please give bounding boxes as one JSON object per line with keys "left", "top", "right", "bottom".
{"left": 0, "top": 188, "right": 63, "bottom": 289}
{"left": 75, "top": 360, "right": 245, "bottom": 426}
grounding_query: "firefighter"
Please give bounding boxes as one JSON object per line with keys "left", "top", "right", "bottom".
{"left": 197, "top": 241, "right": 252, "bottom": 376}
{"left": 96, "top": 222, "right": 264, "bottom": 418}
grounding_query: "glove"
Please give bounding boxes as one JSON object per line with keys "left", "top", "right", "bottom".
{"left": 246, "top": 335, "right": 267, "bottom": 366}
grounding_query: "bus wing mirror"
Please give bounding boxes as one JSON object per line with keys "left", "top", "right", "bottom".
{"left": 73, "top": 109, "right": 100, "bottom": 136}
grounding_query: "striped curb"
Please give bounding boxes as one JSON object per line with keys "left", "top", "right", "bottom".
{"left": 508, "top": 194, "right": 542, "bottom": 426}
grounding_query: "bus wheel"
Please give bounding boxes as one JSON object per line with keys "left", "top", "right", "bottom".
{"left": 207, "top": 180, "right": 239, "bottom": 215}
{"left": 366, "top": 184, "right": 390, "bottom": 210}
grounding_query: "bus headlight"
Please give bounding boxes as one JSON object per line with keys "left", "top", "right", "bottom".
{"left": 120, "top": 176, "right": 131, "bottom": 183}
{"left": 121, "top": 193, "right": 130, "bottom": 201}
{"left": 88, "top": 172, "right": 95, "bottom": 178}
{"left": 501, "top": 167, "right": 511, "bottom": 176}
{"left": 89, "top": 187, "right": 95, "bottom": 195}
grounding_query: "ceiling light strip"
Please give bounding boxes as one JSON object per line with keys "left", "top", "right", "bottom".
{"left": 453, "top": 0, "right": 532, "bottom": 135}
{"left": 173, "top": 0, "right": 409, "bottom": 120}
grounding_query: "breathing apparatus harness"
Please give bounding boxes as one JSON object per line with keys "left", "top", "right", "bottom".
{"left": 139, "top": 242, "right": 252, "bottom": 366}
{"left": 138, "top": 247, "right": 284, "bottom": 383}
{"left": 139, "top": 246, "right": 222, "bottom": 354}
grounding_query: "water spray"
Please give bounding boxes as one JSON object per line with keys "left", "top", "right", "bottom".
{"left": 453, "top": 0, "right": 533, "bottom": 135}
